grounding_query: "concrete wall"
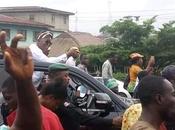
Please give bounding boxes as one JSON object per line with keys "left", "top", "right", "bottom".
{"left": 2, "top": 12, "right": 69, "bottom": 31}
{"left": 0, "top": 24, "right": 60, "bottom": 47}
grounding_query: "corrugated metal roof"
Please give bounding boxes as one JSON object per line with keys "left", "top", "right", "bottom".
{"left": 0, "top": 14, "right": 54, "bottom": 28}
{"left": 0, "top": 6, "right": 74, "bottom": 15}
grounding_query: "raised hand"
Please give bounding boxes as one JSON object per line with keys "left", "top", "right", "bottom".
{"left": 0, "top": 31, "right": 41, "bottom": 130}
{"left": 0, "top": 31, "right": 33, "bottom": 80}
{"left": 147, "top": 56, "right": 155, "bottom": 67}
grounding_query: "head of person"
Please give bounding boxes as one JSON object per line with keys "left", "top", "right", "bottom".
{"left": 108, "top": 52, "right": 118, "bottom": 65}
{"left": 48, "top": 63, "right": 70, "bottom": 86}
{"left": 129, "top": 52, "right": 143, "bottom": 66}
{"left": 37, "top": 31, "right": 53, "bottom": 56}
{"left": 1, "top": 76, "right": 17, "bottom": 111}
{"left": 106, "top": 79, "right": 119, "bottom": 89}
{"left": 161, "top": 65, "right": 175, "bottom": 87}
{"left": 39, "top": 80, "right": 67, "bottom": 111}
{"left": 137, "top": 75, "right": 175, "bottom": 121}
{"left": 67, "top": 47, "right": 80, "bottom": 59}
{"left": 80, "top": 54, "right": 89, "bottom": 66}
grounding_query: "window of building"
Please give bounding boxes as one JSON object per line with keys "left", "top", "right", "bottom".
{"left": 63, "top": 16, "right": 67, "bottom": 24}
{"left": 0, "top": 29, "right": 10, "bottom": 41}
{"left": 33, "top": 31, "right": 40, "bottom": 42}
{"left": 29, "top": 14, "right": 35, "bottom": 21}
{"left": 17, "top": 30, "right": 27, "bottom": 41}
{"left": 52, "top": 14, "right": 55, "bottom": 24}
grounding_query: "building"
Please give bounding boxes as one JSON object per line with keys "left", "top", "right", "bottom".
{"left": 49, "top": 32, "right": 104, "bottom": 56}
{"left": 0, "top": 6, "right": 74, "bottom": 31}
{"left": 0, "top": 14, "right": 57, "bottom": 46}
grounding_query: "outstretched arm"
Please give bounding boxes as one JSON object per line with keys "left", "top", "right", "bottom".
{"left": 0, "top": 31, "right": 42, "bottom": 130}
{"left": 146, "top": 56, "right": 155, "bottom": 73}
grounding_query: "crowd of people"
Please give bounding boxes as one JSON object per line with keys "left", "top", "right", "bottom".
{"left": 0, "top": 30, "right": 175, "bottom": 130}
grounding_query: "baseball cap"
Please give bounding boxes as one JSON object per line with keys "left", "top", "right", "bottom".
{"left": 129, "top": 53, "right": 144, "bottom": 59}
{"left": 48, "top": 63, "right": 69, "bottom": 72}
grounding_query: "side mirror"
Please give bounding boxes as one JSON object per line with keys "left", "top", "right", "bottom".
{"left": 94, "top": 93, "right": 112, "bottom": 110}
{"left": 77, "top": 85, "right": 87, "bottom": 98}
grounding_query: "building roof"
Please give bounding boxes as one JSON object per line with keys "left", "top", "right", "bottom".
{"left": 0, "top": 6, "right": 74, "bottom": 15}
{"left": 0, "top": 14, "right": 54, "bottom": 29}
{"left": 49, "top": 32, "right": 80, "bottom": 56}
{"left": 68, "top": 32, "right": 104, "bottom": 47}
{"left": 49, "top": 32, "right": 105, "bottom": 57}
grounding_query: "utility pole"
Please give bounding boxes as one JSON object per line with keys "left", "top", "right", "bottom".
{"left": 108, "top": 0, "right": 112, "bottom": 24}
{"left": 75, "top": 10, "right": 78, "bottom": 32}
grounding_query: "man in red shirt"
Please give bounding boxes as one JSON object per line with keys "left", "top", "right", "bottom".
{"left": 1, "top": 76, "right": 64, "bottom": 130}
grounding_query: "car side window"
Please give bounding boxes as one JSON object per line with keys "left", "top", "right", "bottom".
{"left": 69, "top": 74, "right": 96, "bottom": 95}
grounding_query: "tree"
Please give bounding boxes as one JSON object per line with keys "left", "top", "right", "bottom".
{"left": 81, "top": 17, "right": 175, "bottom": 75}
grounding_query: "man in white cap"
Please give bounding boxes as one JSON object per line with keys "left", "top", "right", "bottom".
{"left": 29, "top": 31, "right": 77, "bottom": 87}
{"left": 29, "top": 31, "right": 80, "bottom": 87}
{"left": 29, "top": 31, "right": 62, "bottom": 63}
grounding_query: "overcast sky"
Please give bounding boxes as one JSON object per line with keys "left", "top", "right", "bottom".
{"left": 1, "top": 0, "right": 175, "bottom": 35}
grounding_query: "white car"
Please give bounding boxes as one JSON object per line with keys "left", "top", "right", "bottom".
{"left": 94, "top": 77, "right": 131, "bottom": 98}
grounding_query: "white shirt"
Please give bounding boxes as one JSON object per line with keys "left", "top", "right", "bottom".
{"left": 29, "top": 44, "right": 68, "bottom": 87}
{"left": 29, "top": 44, "right": 65, "bottom": 63}
{"left": 102, "top": 60, "right": 113, "bottom": 79}
{"left": 66, "top": 56, "right": 76, "bottom": 66}
{"left": 77, "top": 64, "right": 88, "bottom": 73}
{"left": 57, "top": 53, "right": 68, "bottom": 64}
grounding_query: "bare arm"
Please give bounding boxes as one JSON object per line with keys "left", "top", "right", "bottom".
{"left": 145, "top": 56, "right": 155, "bottom": 74}
{"left": 0, "top": 31, "right": 42, "bottom": 130}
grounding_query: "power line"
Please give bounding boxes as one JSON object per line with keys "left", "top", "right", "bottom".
{"left": 69, "top": 13, "right": 175, "bottom": 21}
{"left": 75, "top": 8, "right": 175, "bottom": 14}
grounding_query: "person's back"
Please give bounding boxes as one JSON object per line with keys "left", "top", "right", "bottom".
{"left": 127, "top": 53, "right": 143, "bottom": 93}
{"left": 102, "top": 53, "right": 118, "bottom": 85}
{"left": 6, "top": 106, "right": 64, "bottom": 130}
{"left": 129, "top": 64, "right": 142, "bottom": 82}
{"left": 41, "top": 106, "right": 64, "bottom": 130}
{"left": 102, "top": 60, "right": 113, "bottom": 85}
{"left": 55, "top": 103, "right": 81, "bottom": 130}
{"left": 133, "top": 71, "right": 149, "bottom": 98}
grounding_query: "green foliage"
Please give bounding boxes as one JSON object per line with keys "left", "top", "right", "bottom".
{"left": 113, "top": 72, "right": 127, "bottom": 81}
{"left": 81, "top": 17, "right": 175, "bottom": 73}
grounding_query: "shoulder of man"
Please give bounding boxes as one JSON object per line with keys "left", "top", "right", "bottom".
{"left": 130, "top": 121, "right": 156, "bottom": 130}
{"left": 102, "top": 60, "right": 110, "bottom": 67}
